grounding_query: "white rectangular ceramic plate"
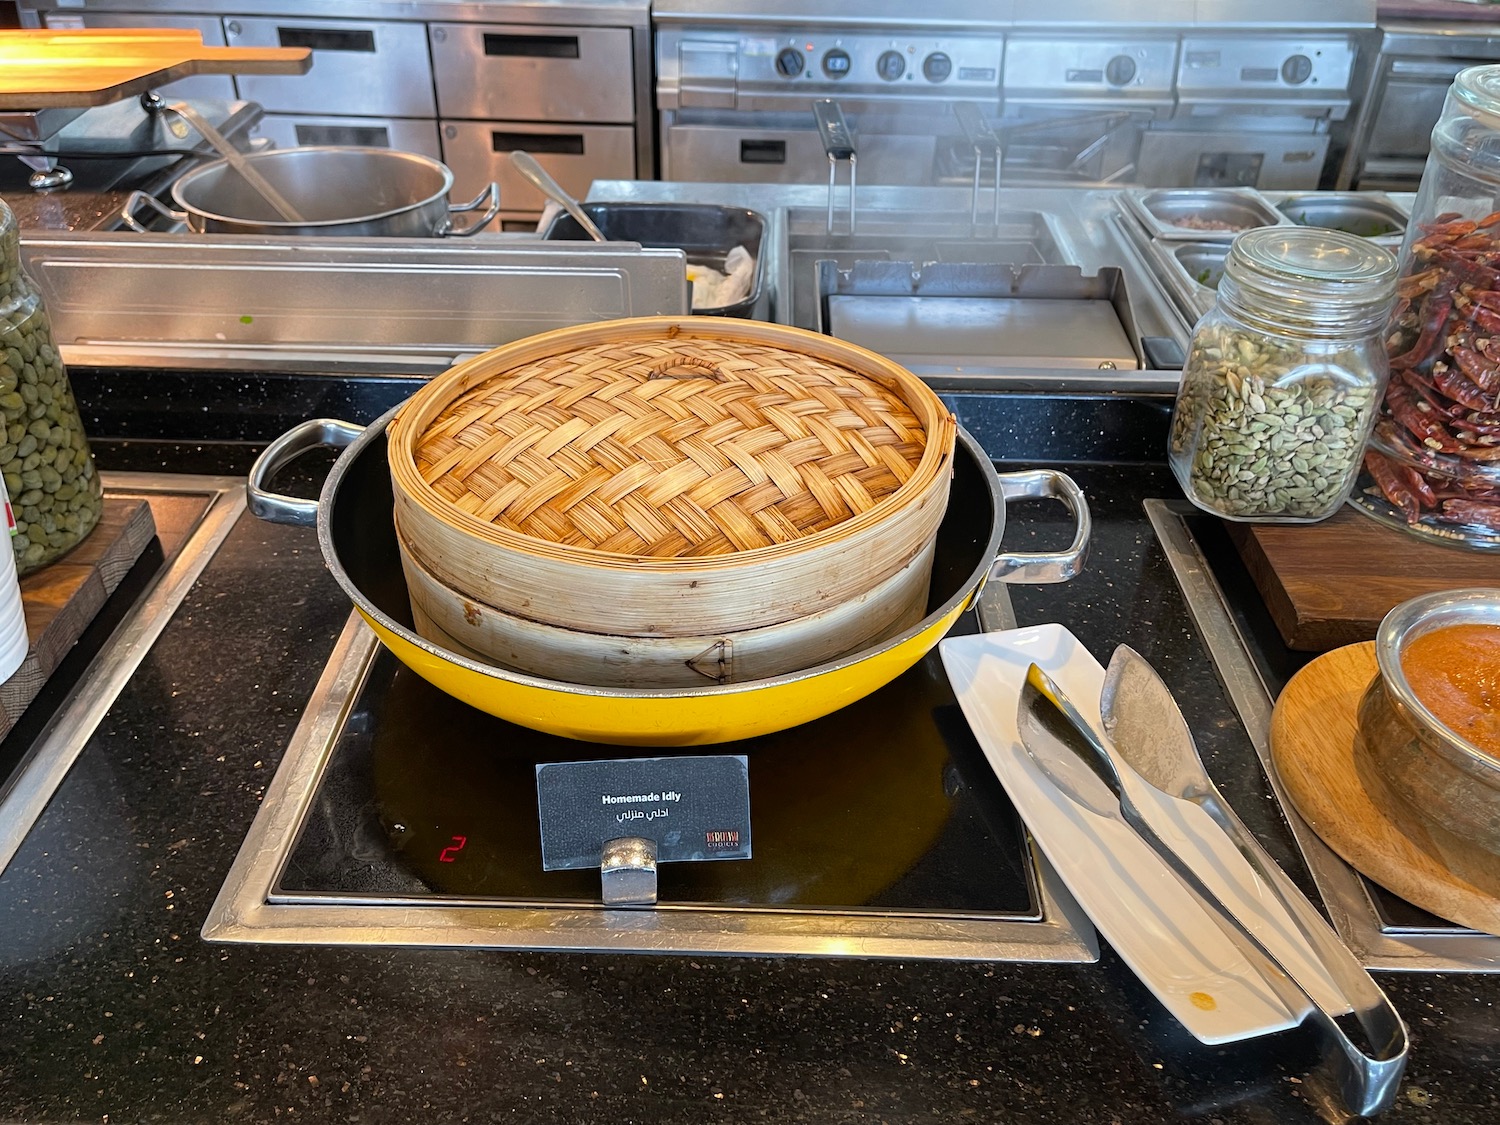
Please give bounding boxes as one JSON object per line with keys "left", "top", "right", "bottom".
{"left": 941, "top": 623, "right": 1330, "bottom": 1045}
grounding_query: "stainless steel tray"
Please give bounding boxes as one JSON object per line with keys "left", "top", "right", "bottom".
{"left": 1121, "top": 187, "right": 1290, "bottom": 243}
{"left": 19, "top": 232, "right": 691, "bottom": 375}
{"left": 1275, "top": 192, "right": 1408, "bottom": 251}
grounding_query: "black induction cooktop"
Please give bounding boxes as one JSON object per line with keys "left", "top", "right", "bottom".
{"left": 274, "top": 613, "right": 1040, "bottom": 918}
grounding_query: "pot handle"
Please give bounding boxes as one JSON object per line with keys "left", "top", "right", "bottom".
{"left": 247, "top": 418, "right": 364, "bottom": 528}
{"left": 988, "top": 468, "right": 1091, "bottom": 584}
{"left": 445, "top": 182, "right": 502, "bottom": 237}
{"left": 121, "top": 190, "right": 188, "bottom": 233}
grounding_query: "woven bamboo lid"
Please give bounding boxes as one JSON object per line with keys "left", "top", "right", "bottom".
{"left": 392, "top": 318, "right": 953, "bottom": 562}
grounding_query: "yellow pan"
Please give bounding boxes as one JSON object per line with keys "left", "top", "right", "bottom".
{"left": 248, "top": 408, "right": 1090, "bottom": 746}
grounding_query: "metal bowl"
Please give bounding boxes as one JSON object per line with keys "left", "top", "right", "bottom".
{"left": 1355, "top": 588, "right": 1500, "bottom": 854}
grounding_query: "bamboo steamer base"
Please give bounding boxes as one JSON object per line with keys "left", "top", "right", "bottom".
{"left": 1269, "top": 642, "right": 1500, "bottom": 936}
{"left": 400, "top": 534, "right": 934, "bottom": 689}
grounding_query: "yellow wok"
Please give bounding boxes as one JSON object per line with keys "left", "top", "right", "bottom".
{"left": 248, "top": 407, "right": 1089, "bottom": 746}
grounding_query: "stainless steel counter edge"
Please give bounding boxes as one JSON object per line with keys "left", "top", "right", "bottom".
{"left": 0, "top": 473, "right": 248, "bottom": 878}
{"left": 202, "top": 613, "right": 1102, "bottom": 963}
{"left": 1147, "top": 500, "right": 1500, "bottom": 973}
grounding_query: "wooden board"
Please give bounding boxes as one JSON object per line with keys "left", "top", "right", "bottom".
{"left": 1227, "top": 507, "right": 1500, "bottom": 651}
{"left": 0, "top": 497, "right": 157, "bottom": 738}
{"left": 0, "top": 29, "right": 311, "bottom": 109}
{"left": 1269, "top": 642, "right": 1500, "bottom": 936}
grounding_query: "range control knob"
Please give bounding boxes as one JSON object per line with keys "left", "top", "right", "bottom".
{"left": 1281, "top": 53, "right": 1313, "bottom": 85}
{"left": 775, "top": 46, "right": 805, "bottom": 78}
{"left": 822, "top": 47, "right": 852, "bottom": 79}
{"left": 877, "top": 49, "right": 906, "bottom": 82}
{"left": 1105, "top": 54, "right": 1137, "bottom": 87}
{"left": 923, "top": 51, "right": 952, "bottom": 83}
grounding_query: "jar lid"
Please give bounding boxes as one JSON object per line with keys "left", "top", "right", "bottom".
{"left": 1223, "top": 226, "right": 1398, "bottom": 333}
{"left": 1454, "top": 65, "right": 1500, "bottom": 127}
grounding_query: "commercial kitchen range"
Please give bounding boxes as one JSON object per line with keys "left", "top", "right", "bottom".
{"left": 17, "top": 0, "right": 1397, "bottom": 210}
{"left": 0, "top": 167, "right": 1498, "bottom": 1124}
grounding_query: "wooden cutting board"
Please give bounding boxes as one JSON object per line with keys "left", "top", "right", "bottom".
{"left": 0, "top": 497, "right": 157, "bottom": 739}
{"left": 0, "top": 29, "right": 311, "bottom": 109}
{"left": 1227, "top": 507, "right": 1500, "bottom": 651}
{"left": 1269, "top": 642, "right": 1500, "bottom": 935}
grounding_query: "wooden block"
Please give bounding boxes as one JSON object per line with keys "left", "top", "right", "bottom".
{"left": 0, "top": 498, "right": 157, "bottom": 738}
{"left": 1228, "top": 507, "right": 1500, "bottom": 651}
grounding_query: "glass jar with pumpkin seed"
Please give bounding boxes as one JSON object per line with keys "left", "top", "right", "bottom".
{"left": 1167, "top": 226, "right": 1398, "bottom": 523}
{"left": 0, "top": 199, "right": 103, "bottom": 573}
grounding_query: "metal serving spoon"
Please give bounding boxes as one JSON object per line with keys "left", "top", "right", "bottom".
{"left": 509, "top": 150, "right": 606, "bottom": 241}
{"left": 165, "top": 102, "right": 305, "bottom": 224}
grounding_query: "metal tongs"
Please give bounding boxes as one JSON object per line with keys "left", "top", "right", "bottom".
{"left": 1017, "top": 660, "right": 1409, "bottom": 1119}
{"left": 813, "top": 99, "right": 855, "bottom": 236}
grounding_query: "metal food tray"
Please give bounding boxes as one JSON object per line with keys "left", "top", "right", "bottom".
{"left": 1121, "top": 187, "right": 1290, "bottom": 243}
{"left": 1276, "top": 192, "right": 1408, "bottom": 250}
{"left": 815, "top": 259, "right": 1145, "bottom": 374}
{"left": 1136, "top": 237, "right": 1226, "bottom": 331}
{"left": 542, "top": 202, "right": 768, "bottom": 319}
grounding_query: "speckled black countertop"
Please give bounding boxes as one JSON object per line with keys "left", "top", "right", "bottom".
{"left": 0, "top": 373, "right": 1497, "bottom": 1125}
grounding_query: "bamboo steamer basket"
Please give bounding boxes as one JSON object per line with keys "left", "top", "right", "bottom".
{"left": 398, "top": 533, "right": 935, "bottom": 688}
{"left": 387, "top": 316, "right": 957, "bottom": 640}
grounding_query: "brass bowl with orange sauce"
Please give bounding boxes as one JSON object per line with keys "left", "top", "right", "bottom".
{"left": 1355, "top": 588, "right": 1500, "bottom": 855}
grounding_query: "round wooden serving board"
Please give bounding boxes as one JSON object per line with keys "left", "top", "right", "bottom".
{"left": 1269, "top": 642, "right": 1500, "bottom": 936}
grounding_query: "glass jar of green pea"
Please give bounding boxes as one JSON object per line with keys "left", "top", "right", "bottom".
{"left": 0, "top": 199, "right": 102, "bottom": 574}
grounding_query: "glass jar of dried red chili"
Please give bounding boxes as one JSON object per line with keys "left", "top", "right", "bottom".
{"left": 1359, "top": 65, "right": 1500, "bottom": 549}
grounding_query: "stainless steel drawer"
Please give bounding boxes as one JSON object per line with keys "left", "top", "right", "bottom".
{"left": 225, "top": 17, "right": 435, "bottom": 118}
{"left": 42, "top": 11, "right": 236, "bottom": 102}
{"left": 249, "top": 115, "right": 443, "bottom": 162}
{"left": 660, "top": 123, "right": 934, "bottom": 186}
{"left": 441, "top": 121, "right": 635, "bottom": 215}
{"left": 429, "top": 24, "right": 634, "bottom": 124}
{"left": 1137, "top": 130, "right": 1329, "bottom": 191}
{"left": 1365, "top": 60, "right": 1474, "bottom": 160}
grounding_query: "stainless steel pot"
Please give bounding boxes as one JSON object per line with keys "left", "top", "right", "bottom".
{"left": 122, "top": 147, "right": 500, "bottom": 237}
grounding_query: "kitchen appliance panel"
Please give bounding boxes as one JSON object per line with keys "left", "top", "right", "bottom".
{"left": 226, "top": 16, "right": 435, "bottom": 118}
{"left": 429, "top": 23, "right": 635, "bottom": 124}
{"left": 440, "top": 120, "right": 636, "bottom": 216}
{"left": 1003, "top": 34, "right": 1177, "bottom": 117}
{"left": 1176, "top": 35, "right": 1357, "bottom": 118}
{"left": 249, "top": 115, "right": 443, "bottom": 161}
{"left": 37, "top": 11, "right": 236, "bottom": 103}
{"left": 1137, "top": 130, "right": 1330, "bottom": 190}
{"left": 656, "top": 27, "right": 1006, "bottom": 111}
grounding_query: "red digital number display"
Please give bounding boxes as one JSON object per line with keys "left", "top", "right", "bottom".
{"left": 438, "top": 835, "right": 468, "bottom": 863}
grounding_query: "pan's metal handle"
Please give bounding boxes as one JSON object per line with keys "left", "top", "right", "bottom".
{"left": 445, "top": 182, "right": 501, "bottom": 237}
{"left": 988, "top": 468, "right": 1091, "bottom": 584}
{"left": 121, "top": 189, "right": 188, "bottom": 233}
{"left": 813, "top": 99, "right": 856, "bottom": 236}
{"left": 247, "top": 418, "right": 364, "bottom": 527}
